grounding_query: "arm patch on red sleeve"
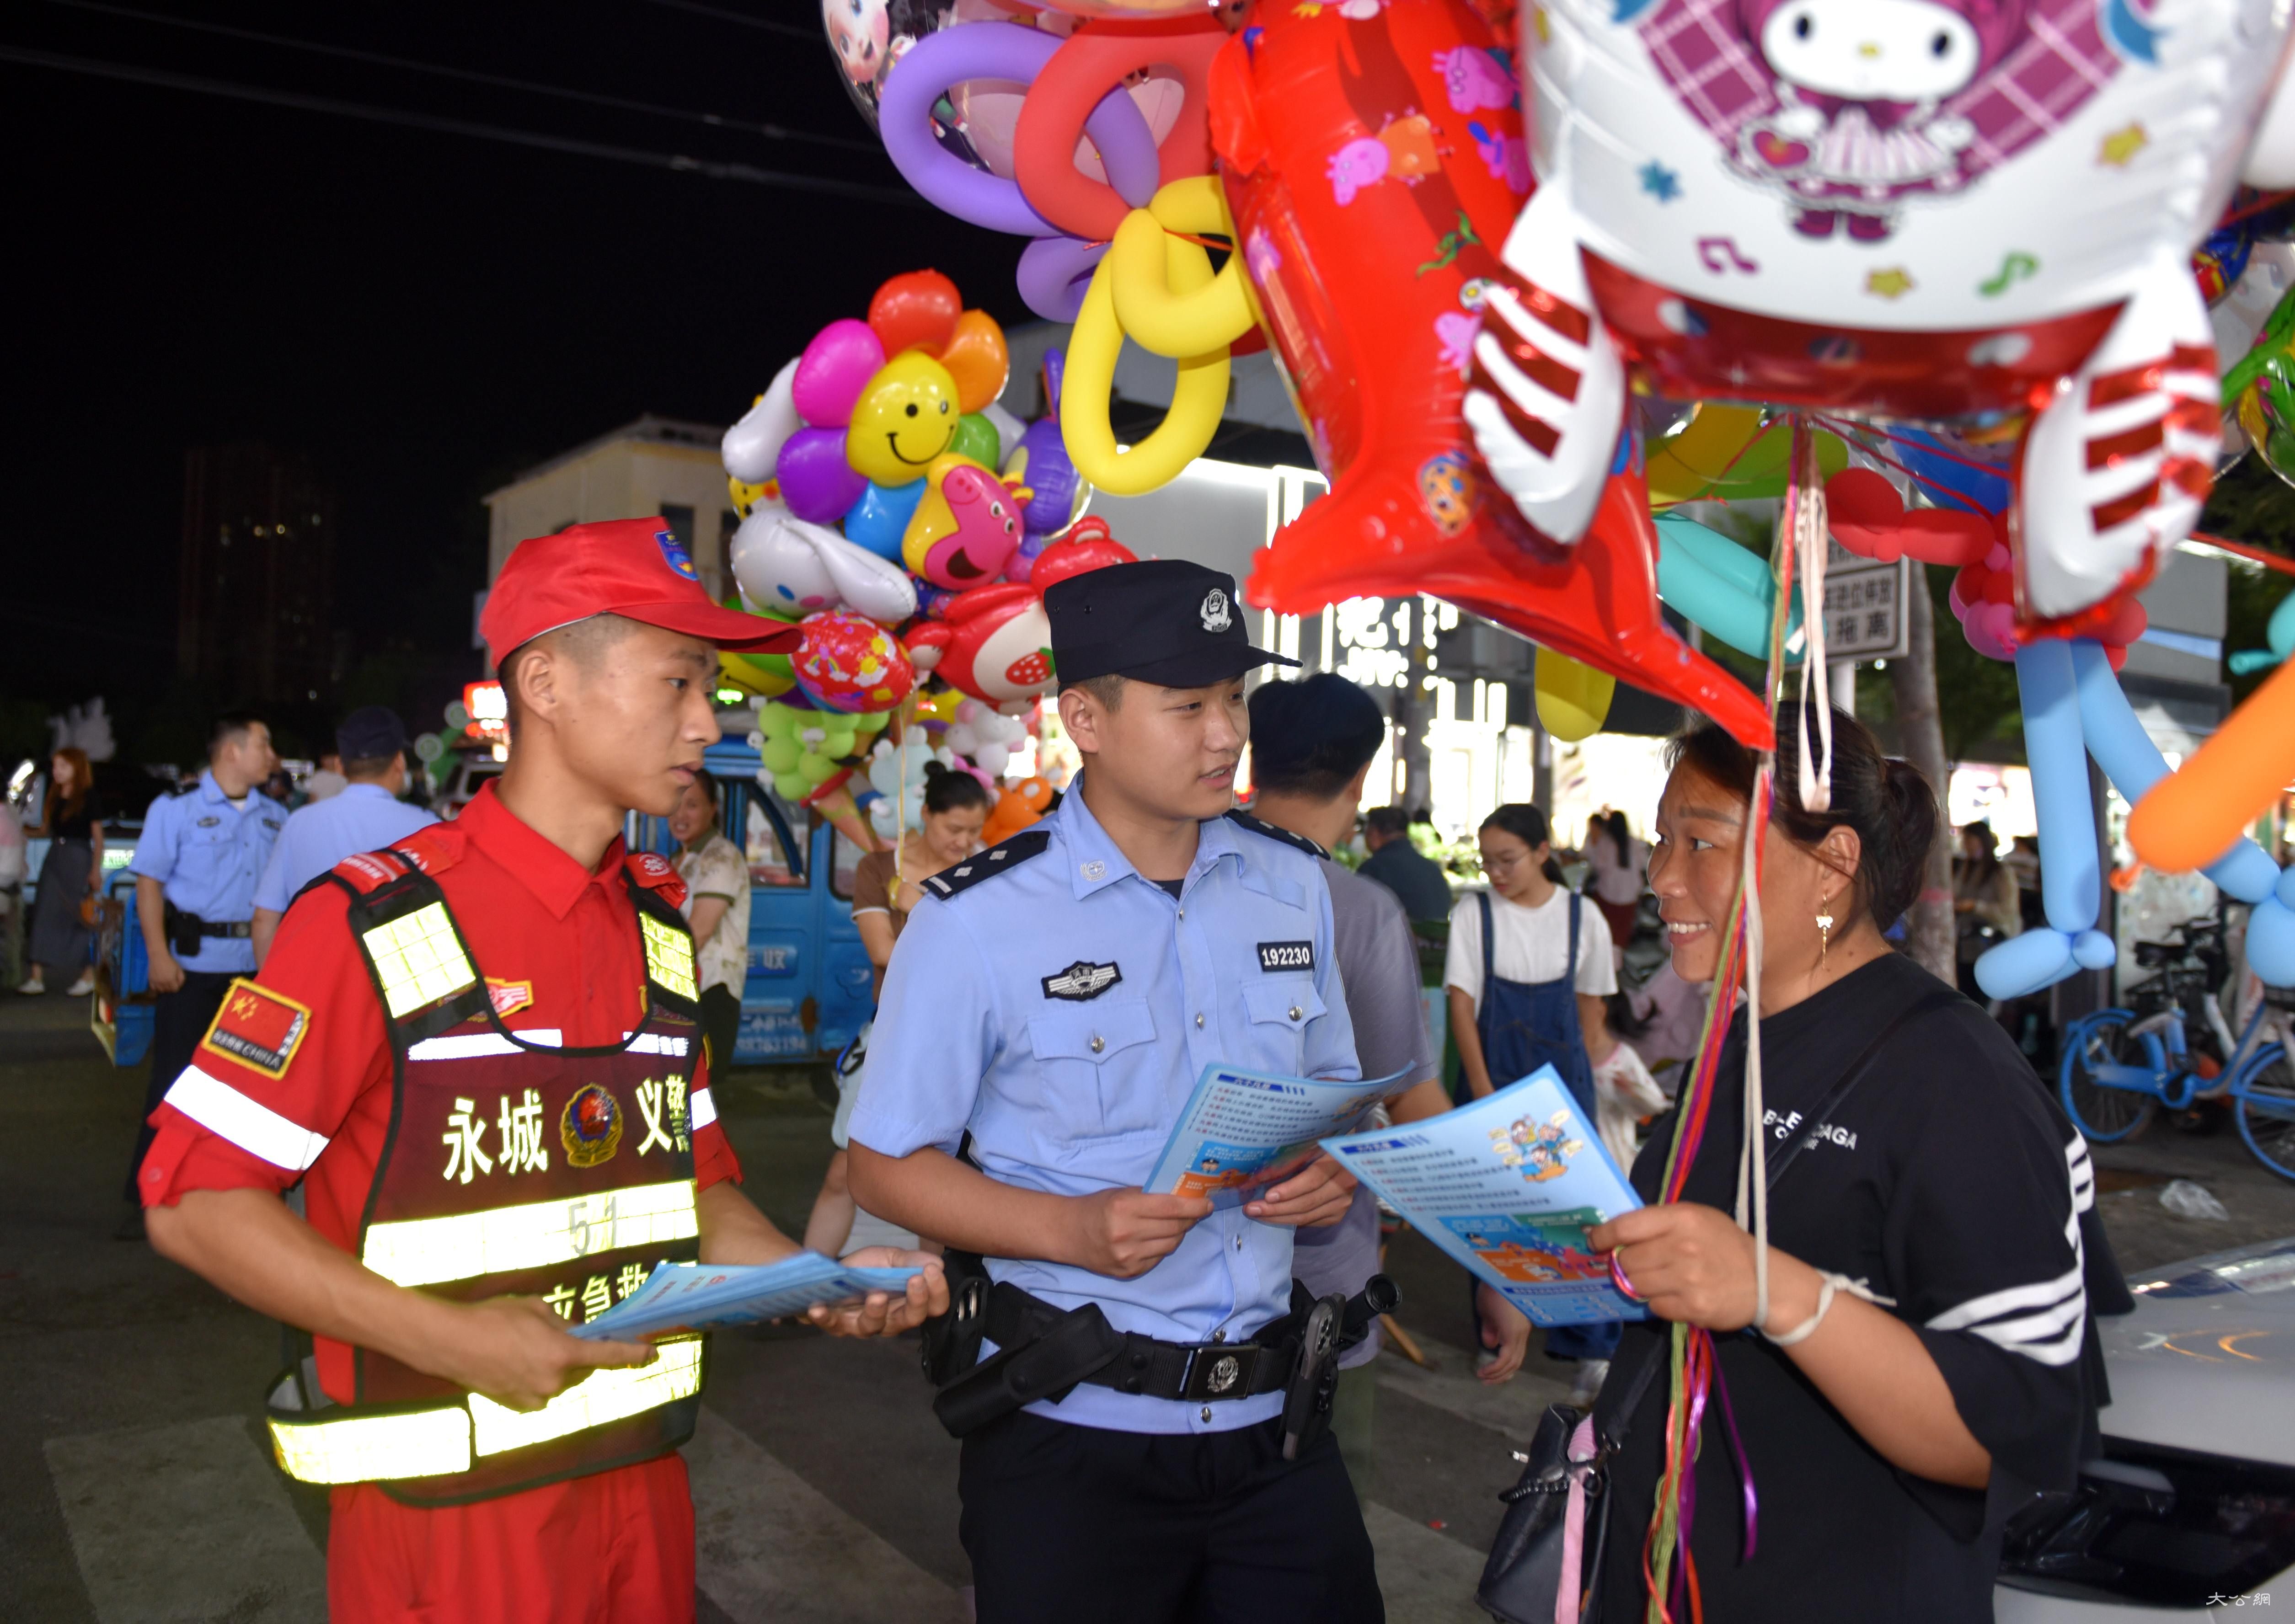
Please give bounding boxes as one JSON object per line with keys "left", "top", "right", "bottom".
{"left": 201, "top": 979, "right": 313, "bottom": 1079}
{"left": 624, "top": 851, "right": 689, "bottom": 910}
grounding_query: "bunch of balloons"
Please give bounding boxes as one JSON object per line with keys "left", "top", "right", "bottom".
{"left": 828, "top": 6, "right": 1235, "bottom": 324}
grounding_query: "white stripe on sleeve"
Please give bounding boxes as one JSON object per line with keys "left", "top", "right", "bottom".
{"left": 161, "top": 1065, "right": 331, "bottom": 1172}
{"left": 1925, "top": 1261, "right": 2084, "bottom": 1334}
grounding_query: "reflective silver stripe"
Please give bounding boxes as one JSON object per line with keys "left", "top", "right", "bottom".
{"left": 689, "top": 1086, "right": 717, "bottom": 1133}
{"left": 468, "top": 1337, "right": 703, "bottom": 1456}
{"left": 624, "top": 1033, "right": 691, "bottom": 1058}
{"left": 162, "top": 1065, "right": 330, "bottom": 1171}
{"left": 360, "top": 1180, "right": 700, "bottom": 1289}
{"left": 269, "top": 1403, "right": 472, "bottom": 1484}
{"left": 407, "top": 1029, "right": 563, "bottom": 1061}
{"left": 266, "top": 1336, "right": 704, "bottom": 1484}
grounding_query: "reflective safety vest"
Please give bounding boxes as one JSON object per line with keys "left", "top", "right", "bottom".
{"left": 265, "top": 843, "right": 712, "bottom": 1504}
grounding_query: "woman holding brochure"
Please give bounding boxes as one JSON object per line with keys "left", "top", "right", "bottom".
{"left": 1445, "top": 801, "right": 1621, "bottom": 1403}
{"left": 1582, "top": 705, "right": 2123, "bottom": 1623}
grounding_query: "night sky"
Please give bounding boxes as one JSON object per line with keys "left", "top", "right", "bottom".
{"left": 1, "top": 0, "right": 1026, "bottom": 750}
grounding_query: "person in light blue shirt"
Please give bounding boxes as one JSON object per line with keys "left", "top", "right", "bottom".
{"left": 849, "top": 560, "right": 1383, "bottom": 1624}
{"left": 250, "top": 706, "right": 436, "bottom": 964}
{"left": 122, "top": 710, "right": 282, "bottom": 1228}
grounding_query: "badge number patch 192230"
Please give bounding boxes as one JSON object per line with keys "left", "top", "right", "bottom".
{"left": 200, "top": 979, "right": 312, "bottom": 1078}
{"left": 1043, "top": 961, "right": 1122, "bottom": 1002}
{"left": 1256, "top": 940, "right": 1315, "bottom": 973}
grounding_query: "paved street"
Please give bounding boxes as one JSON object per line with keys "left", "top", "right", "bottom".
{"left": 8, "top": 986, "right": 2292, "bottom": 1623}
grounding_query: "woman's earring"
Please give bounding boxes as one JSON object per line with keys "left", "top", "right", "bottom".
{"left": 1816, "top": 901, "right": 1835, "bottom": 962}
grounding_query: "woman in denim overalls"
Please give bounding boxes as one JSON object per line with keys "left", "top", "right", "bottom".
{"left": 1444, "top": 803, "right": 1621, "bottom": 1402}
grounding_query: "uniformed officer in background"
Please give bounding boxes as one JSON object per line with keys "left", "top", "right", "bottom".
{"left": 251, "top": 705, "right": 437, "bottom": 965}
{"left": 849, "top": 559, "right": 1386, "bottom": 1624}
{"left": 122, "top": 710, "right": 283, "bottom": 1234}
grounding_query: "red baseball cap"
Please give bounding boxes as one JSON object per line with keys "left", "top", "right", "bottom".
{"left": 481, "top": 518, "right": 802, "bottom": 667}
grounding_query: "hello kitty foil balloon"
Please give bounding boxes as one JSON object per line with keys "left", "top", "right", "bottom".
{"left": 1468, "top": 0, "right": 2295, "bottom": 636}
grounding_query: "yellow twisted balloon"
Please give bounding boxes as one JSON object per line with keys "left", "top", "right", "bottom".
{"left": 1063, "top": 177, "right": 1262, "bottom": 497}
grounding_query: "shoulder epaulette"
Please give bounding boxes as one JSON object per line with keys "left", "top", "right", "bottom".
{"left": 328, "top": 849, "right": 415, "bottom": 895}
{"left": 1224, "top": 808, "right": 1329, "bottom": 861}
{"left": 921, "top": 829, "right": 1052, "bottom": 900}
{"left": 623, "top": 850, "right": 689, "bottom": 910}
{"left": 393, "top": 824, "right": 466, "bottom": 876}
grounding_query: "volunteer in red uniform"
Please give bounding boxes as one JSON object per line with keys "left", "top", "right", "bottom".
{"left": 141, "top": 518, "right": 948, "bottom": 1624}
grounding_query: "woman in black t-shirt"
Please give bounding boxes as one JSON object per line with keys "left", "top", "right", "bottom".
{"left": 1585, "top": 705, "right": 2124, "bottom": 1624}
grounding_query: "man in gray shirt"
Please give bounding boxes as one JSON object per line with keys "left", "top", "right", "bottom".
{"left": 1241, "top": 675, "right": 1532, "bottom": 1484}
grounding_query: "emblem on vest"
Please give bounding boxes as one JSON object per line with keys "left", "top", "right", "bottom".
{"left": 1043, "top": 960, "right": 1122, "bottom": 1001}
{"left": 1200, "top": 588, "right": 1232, "bottom": 633}
{"left": 562, "top": 1083, "right": 625, "bottom": 1168}
{"left": 1256, "top": 940, "right": 1315, "bottom": 973}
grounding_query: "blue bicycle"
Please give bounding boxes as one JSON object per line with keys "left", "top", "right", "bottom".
{"left": 2059, "top": 915, "right": 2295, "bottom": 1179}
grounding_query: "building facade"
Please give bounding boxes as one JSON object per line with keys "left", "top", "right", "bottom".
{"left": 178, "top": 443, "right": 337, "bottom": 706}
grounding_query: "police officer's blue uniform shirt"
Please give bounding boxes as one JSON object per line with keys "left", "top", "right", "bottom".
{"left": 850, "top": 782, "right": 1360, "bottom": 1436}
{"left": 253, "top": 783, "right": 437, "bottom": 914}
{"left": 129, "top": 772, "right": 287, "bottom": 974}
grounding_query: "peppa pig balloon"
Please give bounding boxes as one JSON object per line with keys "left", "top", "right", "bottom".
{"left": 1465, "top": 0, "right": 2295, "bottom": 645}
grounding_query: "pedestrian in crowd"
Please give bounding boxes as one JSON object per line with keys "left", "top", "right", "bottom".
{"left": 666, "top": 769, "right": 749, "bottom": 1076}
{"left": 1445, "top": 801, "right": 1620, "bottom": 1403}
{"left": 251, "top": 707, "right": 437, "bottom": 965}
{"left": 1584, "top": 704, "right": 2124, "bottom": 1622}
{"left": 1359, "top": 803, "right": 1454, "bottom": 923}
{"left": 803, "top": 759, "right": 991, "bottom": 1257}
{"left": 1583, "top": 807, "right": 1645, "bottom": 962}
{"left": 0, "top": 791, "right": 25, "bottom": 988}
{"left": 1955, "top": 821, "right": 2022, "bottom": 999}
{"left": 849, "top": 560, "right": 1381, "bottom": 1624}
{"left": 16, "top": 745, "right": 104, "bottom": 998}
{"left": 304, "top": 749, "right": 348, "bottom": 803}
{"left": 120, "top": 714, "right": 284, "bottom": 1238}
{"left": 1244, "top": 673, "right": 1456, "bottom": 1485}
{"left": 140, "top": 519, "right": 944, "bottom": 1624}
{"left": 2006, "top": 833, "right": 2045, "bottom": 932}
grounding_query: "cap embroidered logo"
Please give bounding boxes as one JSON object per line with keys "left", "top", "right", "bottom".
{"left": 656, "top": 529, "right": 699, "bottom": 582}
{"left": 1200, "top": 588, "right": 1233, "bottom": 633}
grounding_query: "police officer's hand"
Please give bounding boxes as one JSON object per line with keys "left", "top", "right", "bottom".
{"left": 805, "top": 1247, "right": 948, "bottom": 1338}
{"left": 1473, "top": 1283, "right": 1531, "bottom": 1384}
{"left": 149, "top": 949, "right": 186, "bottom": 995}
{"left": 1242, "top": 1153, "right": 1357, "bottom": 1229}
{"left": 438, "top": 1296, "right": 657, "bottom": 1412}
{"left": 1065, "top": 1190, "right": 1214, "bottom": 1278}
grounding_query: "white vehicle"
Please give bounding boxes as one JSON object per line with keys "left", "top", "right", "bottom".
{"left": 1997, "top": 1236, "right": 2295, "bottom": 1618}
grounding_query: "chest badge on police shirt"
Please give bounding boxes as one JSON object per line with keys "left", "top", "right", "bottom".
{"left": 561, "top": 1083, "right": 624, "bottom": 1167}
{"left": 1043, "top": 961, "right": 1122, "bottom": 1001}
{"left": 1256, "top": 941, "right": 1315, "bottom": 973}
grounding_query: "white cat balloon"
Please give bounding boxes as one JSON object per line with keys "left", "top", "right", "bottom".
{"left": 728, "top": 503, "right": 919, "bottom": 625}
{"left": 1468, "top": 0, "right": 2295, "bottom": 635}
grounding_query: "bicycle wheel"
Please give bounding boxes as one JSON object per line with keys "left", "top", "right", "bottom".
{"left": 2234, "top": 1044, "right": 2295, "bottom": 1180}
{"left": 2060, "top": 1015, "right": 2157, "bottom": 1143}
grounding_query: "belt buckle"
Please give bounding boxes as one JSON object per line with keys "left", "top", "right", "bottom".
{"left": 1180, "top": 1342, "right": 1262, "bottom": 1401}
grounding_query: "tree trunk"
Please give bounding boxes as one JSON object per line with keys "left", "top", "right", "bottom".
{"left": 1888, "top": 565, "right": 1955, "bottom": 980}
{"left": 1396, "top": 597, "right": 1434, "bottom": 815}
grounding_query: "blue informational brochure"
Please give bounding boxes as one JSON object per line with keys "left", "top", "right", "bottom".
{"left": 1142, "top": 1064, "right": 1413, "bottom": 1210}
{"left": 1321, "top": 1065, "right": 1648, "bottom": 1328}
{"left": 568, "top": 1254, "right": 920, "bottom": 1342}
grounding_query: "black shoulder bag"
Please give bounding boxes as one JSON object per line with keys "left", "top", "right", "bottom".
{"left": 1474, "top": 988, "right": 1960, "bottom": 1624}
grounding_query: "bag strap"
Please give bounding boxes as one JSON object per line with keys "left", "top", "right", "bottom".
{"left": 1566, "top": 890, "right": 1580, "bottom": 980}
{"left": 1763, "top": 987, "right": 1960, "bottom": 1189}
{"left": 1596, "top": 983, "right": 1963, "bottom": 1450}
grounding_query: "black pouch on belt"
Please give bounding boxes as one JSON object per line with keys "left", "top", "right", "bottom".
{"left": 162, "top": 903, "right": 203, "bottom": 961}
{"left": 920, "top": 1249, "right": 992, "bottom": 1389}
{"left": 931, "top": 1299, "right": 1125, "bottom": 1438}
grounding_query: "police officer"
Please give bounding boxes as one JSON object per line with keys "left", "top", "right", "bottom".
{"left": 140, "top": 519, "right": 947, "bottom": 1623}
{"left": 848, "top": 559, "right": 1385, "bottom": 1624}
{"left": 250, "top": 705, "right": 437, "bottom": 964}
{"left": 124, "top": 710, "right": 284, "bottom": 1229}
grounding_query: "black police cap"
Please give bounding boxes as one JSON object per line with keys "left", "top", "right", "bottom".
{"left": 1045, "top": 559, "right": 1300, "bottom": 688}
{"left": 336, "top": 705, "right": 408, "bottom": 762}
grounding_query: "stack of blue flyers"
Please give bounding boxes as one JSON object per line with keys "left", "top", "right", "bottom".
{"left": 569, "top": 1253, "right": 920, "bottom": 1341}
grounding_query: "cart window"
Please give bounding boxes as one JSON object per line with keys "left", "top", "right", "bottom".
{"left": 744, "top": 797, "right": 804, "bottom": 889}
{"left": 830, "top": 830, "right": 867, "bottom": 901}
